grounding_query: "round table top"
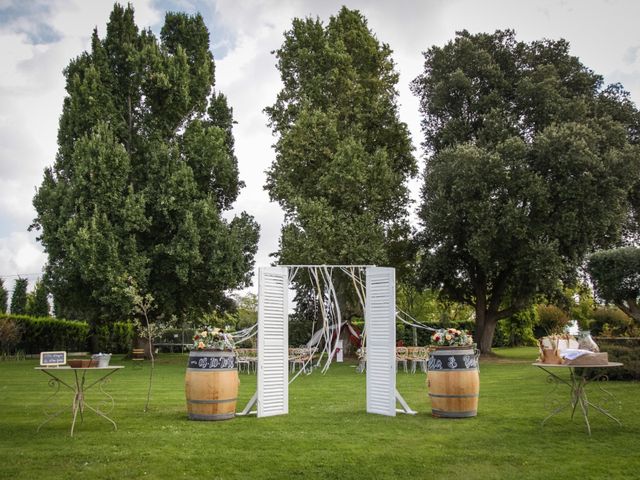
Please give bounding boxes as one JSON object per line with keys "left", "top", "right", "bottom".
{"left": 532, "top": 362, "right": 623, "bottom": 368}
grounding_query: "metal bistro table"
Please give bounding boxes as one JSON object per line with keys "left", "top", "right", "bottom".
{"left": 35, "top": 366, "right": 124, "bottom": 436}
{"left": 532, "top": 362, "right": 623, "bottom": 435}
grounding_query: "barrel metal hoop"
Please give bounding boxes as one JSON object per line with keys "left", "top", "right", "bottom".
{"left": 431, "top": 409, "right": 477, "bottom": 418}
{"left": 429, "top": 393, "right": 479, "bottom": 398}
{"left": 187, "top": 398, "right": 238, "bottom": 404}
{"left": 188, "top": 412, "right": 235, "bottom": 421}
{"left": 427, "top": 368, "right": 478, "bottom": 372}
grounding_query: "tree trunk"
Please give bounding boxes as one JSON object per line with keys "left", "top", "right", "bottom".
{"left": 476, "top": 313, "right": 498, "bottom": 354}
{"left": 474, "top": 294, "right": 498, "bottom": 354}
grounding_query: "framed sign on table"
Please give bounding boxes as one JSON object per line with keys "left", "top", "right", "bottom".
{"left": 39, "top": 351, "right": 67, "bottom": 367}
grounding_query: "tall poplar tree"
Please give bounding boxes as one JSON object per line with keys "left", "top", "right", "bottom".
{"left": 412, "top": 30, "right": 640, "bottom": 352}
{"left": 26, "top": 280, "right": 50, "bottom": 317}
{"left": 31, "top": 4, "right": 259, "bottom": 325}
{"left": 0, "top": 279, "right": 7, "bottom": 314}
{"left": 265, "top": 7, "right": 416, "bottom": 319}
{"left": 10, "top": 278, "right": 28, "bottom": 315}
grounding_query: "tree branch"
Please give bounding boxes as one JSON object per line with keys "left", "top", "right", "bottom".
{"left": 617, "top": 298, "right": 640, "bottom": 322}
{"left": 494, "top": 303, "right": 524, "bottom": 322}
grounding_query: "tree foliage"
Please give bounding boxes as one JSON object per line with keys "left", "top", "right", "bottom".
{"left": 10, "top": 278, "right": 28, "bottom": 315}
{"left": 495, "top": 306, "right": 538, "bottom": 347}
{"left": 31, "top": 4, "right": 259, "bottom": 325}
{"left": 587, "top": 247, "right": 640, "bottom": 322}
{"left": 412, "top": 30, "right": 640, "bottom": 352}
{"left": 265, "top": 7, "right": 416, "bottom": 318}
{"left": 26, "top": 280, "right": 50, "bottom": 317}
{"left": 535, "top": 304, "right": 571, "bottom": 337}
{"left": 0, "top": 279, "right": 8, "bottom": 314}
{"left": 590, "top": 306, "right": 635, "bottom": 336}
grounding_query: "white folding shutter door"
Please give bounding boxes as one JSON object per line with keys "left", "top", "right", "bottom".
{"left": 365, "top": 267, "right": 396, "bottom": 416}
{"left": 257, "top": 267, "right": 289, "bottom": 417}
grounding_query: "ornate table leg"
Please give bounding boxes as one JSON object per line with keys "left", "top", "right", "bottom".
{"left": 582, "top": 370, "right": 622, "bottom": 426}
{"left": 80, "top": 369, "right": 120, "bottom": 431}
{"left": 538, "top": 366, "right": 622, "bottom": 436}
{"left": 573, "top": 373, "right": 592, "bottom": 436}
{"left": 540, "top": 368, "right": 573, "bottom": 427}
{"left": 37, "top": 377, "right": 67, "bottom": 432}
{"left": 69, "top": 370, "right": 86, "bottom": 436}
{"left": 37, "top": 368, "right": 121, "bottom": 436}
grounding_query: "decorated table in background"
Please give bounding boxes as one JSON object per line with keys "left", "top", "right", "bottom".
{"left": 532, "top": 362, "right": 623, "bottom": 435}
{"left": 34, "top": 366, "right": 124, "bottom": 436}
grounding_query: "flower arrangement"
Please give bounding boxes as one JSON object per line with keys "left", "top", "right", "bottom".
{"left": 430, "top": 328, "right": 473, "bottom": 347}
{"left": 192, "top": 326, "right": 235, "bottom": 351}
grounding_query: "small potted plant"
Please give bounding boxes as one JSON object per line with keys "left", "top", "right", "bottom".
{"left": 185, "top": 326, "right": 239, "bottom": 421}
{"left": 430, "top": 328, "right": 474, "bottom": 348}
{"left": 192, "top": 326, "right": 235, "bottom": 351}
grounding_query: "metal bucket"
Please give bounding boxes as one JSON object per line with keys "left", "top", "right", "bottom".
{"left": 91, "top": 353, "right": 112, "bottom": 368}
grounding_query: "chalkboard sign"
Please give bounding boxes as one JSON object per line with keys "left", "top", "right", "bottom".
{"left": 427, "top": 353, "right": 478, "bottom": 371}
{"left": 40, "top": 351, "right": 67, "bottom": 367}
{"left": 187, "top": 354, "right": 236, "bottom": 370}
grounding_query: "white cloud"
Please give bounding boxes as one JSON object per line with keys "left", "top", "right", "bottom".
{"left": 0, "top": 231, "right": 47, "bottom": 281}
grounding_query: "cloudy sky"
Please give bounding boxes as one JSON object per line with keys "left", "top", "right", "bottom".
{"left": 1, "top": 0, "right": 640, "bottom": 295}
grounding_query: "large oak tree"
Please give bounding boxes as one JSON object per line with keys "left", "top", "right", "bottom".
{"left": 31, "top": 4, "right": 259, "bottom": 326}
{"left": 412, "top": 30, "right": 640, "bottom": 352}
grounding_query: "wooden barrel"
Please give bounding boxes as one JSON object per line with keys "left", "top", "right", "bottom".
{"left": 427, "top": 346, "right": 479, "bottom": 418}
{"left": 185, "top": 350, "right": 239, "bottom": 421}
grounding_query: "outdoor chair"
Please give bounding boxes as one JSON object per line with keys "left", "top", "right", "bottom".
{"left": 236, "top": 348, "right": 252, "bottom": 373}
{"left": 408, "top": 346, "right": 428, "bottom": 373}
{"left": 132, "top": 348, "right": 145, "bottom": 368}
{"left": 356, "top": 347, "right": 366, "bottom": 373}
{"left": 290, "top": 347, "right": 314, "bottom": 373}
{"left": 396, "top": 347, "right": 408, "bottom": 373}
{"left": 245, "top": 348, "right": 257, "bottom": 374}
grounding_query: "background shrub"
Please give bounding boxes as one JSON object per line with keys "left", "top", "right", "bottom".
{"left": 494, "top": 306, "right": 538, "bottom": 347}
{"left": 91, "top": 321, "right": 136, "bottom": 353}
{"left": 1, "top": 314, "right": 89, "bottom": 354}
{"left": 594, "top": 337, "right": 640, "bottom": 380}
{"left": 590, "top": 307, "right": 633, "bottom": 336}
{"left": 0, "top": 318, "right": 22, "bottom": 355}
{"left": 534, "top": 304, "right": 570, "bottom": 337}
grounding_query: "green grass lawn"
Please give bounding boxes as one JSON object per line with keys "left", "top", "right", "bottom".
{"left": 1, "top": 347, "right": 638, "bottom": 480}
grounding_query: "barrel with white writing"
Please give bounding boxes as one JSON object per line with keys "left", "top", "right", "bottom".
{"left": 185, "top": 350, "right": 239, "bottom": 421}
{"left": 426, "top": 346, "right": 479, "bottom": 418}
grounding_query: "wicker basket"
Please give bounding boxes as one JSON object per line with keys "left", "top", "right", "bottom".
{"left": 540, "top": 348, "right": 563, "bottom": 364}
{"left": 563, "top": 352, "right": 609, "bottom": 366}
{"left": 67, "top": 359, "right": 96, "bottom": 368}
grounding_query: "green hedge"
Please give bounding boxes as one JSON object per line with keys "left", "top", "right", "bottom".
{"left": 0, "top": 314, "right": 136, "bottom": 354}
{"left": 92, "top": 321, "right": 135, "bottom": 354}
{"left": 594, "top": 337, "right": 640, "bottom": 380}
{"left": 1, "top": 314, "right": 89, "bottom": 354}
